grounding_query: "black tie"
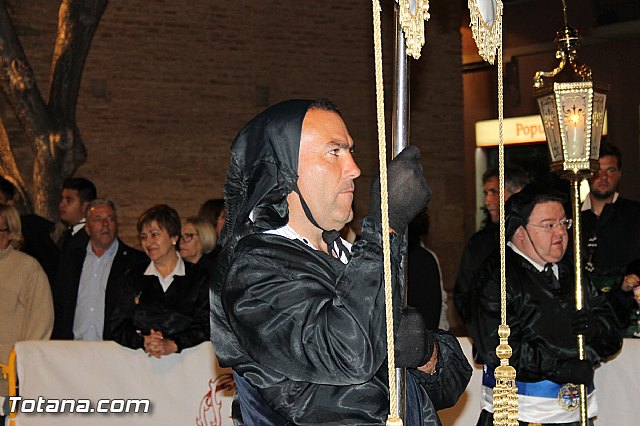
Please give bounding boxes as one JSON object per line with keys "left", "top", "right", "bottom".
{"left": 322, "top": 230, "right": 349, "bottom": 261}
{"left": 542, "top": 263, "right": 561, "bottom": 290}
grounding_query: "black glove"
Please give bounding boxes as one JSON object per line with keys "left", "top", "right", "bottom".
{"left": 369, "top": 146, "right": 432, "bottom": 231}
{"left": 394, "top": 307, "right": 435, "bottom": 368}
{"left": 571, "top": 308, "right": 604, "bottom": 341}
{"left": 554, "top": 358, "right": 594, "bottom": 387}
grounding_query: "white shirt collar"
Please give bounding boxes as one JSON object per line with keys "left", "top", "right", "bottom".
{"left": 507, "top": 240, "right": 558, "bottom": 278}
{"left": 264, "top": 224, "right": 352, "bottom": 264}
{"left": 144, "top": 254, "right": 186, "bottom": 292}
{"left": 582, "top": 191, "right": 619, "bottom": 212}
{"left": 71, "top": 219, "right": 87, "bottom": 236}
{"left": 86, "top": 238, "right": 119, "bottom": 258}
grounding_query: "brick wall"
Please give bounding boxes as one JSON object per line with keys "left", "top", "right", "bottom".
{"left": 5, "top": 0, "right": 465, "bottom": 327}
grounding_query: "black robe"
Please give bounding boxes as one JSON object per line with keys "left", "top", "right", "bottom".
{"left": 216, "top": 221, "right": 470, "bottom": 425}
{"left": 467, "top": 247, "right": 621, "bottom": 383}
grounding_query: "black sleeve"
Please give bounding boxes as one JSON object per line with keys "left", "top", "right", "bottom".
{"left": 603, "top": 284, "right": 637, "bottom": 329}
{"left": 584, "top": 284, "right": 623, "bottom": 360}
{"left": 409, "top": 330, "right": 472, "bottom": 410}
{"left": 110, "top": 269, "right": 145, "bottom": 350}
{"left": 170, "top": 267, "right": 211, "bottom": 351}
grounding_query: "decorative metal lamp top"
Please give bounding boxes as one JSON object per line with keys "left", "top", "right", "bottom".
{"left": 533, "top": 0, "right": 608, "bottom": 178}
{"left": 533, "top": 23, "right": 591, "bottom": 88}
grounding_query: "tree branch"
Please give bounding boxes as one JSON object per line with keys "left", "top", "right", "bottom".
{"left": 0, "top": 119, "right": 32, "bottom": 210}
{"left": 48, "top": 0, "right": 108, "bottom": 123}
{"left": 0, "top": 0, "right": 108, "bottom": 218}
{"left": 0, "top": 0, "right": 52, "bottom": 147}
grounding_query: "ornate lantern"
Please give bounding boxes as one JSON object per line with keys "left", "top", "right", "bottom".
{"left": 534, "top": 21, "right": 609, "bottom": 178}
{"left": 533, "top": 2, "right": 609, "bottom": 425}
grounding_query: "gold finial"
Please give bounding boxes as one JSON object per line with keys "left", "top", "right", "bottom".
{"left": 493, "top": 325, "right": 519, "bottom": 425}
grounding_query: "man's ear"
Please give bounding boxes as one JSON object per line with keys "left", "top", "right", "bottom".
{"left": 512, "top": 225, "right": 526, "bottom": 242}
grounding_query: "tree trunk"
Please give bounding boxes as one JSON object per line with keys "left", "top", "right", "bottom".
{"left": 0, "top": 0, "right": 107, "bottom": 219}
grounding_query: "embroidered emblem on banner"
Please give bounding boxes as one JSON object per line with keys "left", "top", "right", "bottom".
{"left": 558, "top": 383, "right": 580, "bottom": 411}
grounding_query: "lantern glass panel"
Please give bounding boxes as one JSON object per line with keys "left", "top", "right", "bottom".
{"left": 537, "top": 93, "right": 563, "bottom": 162}
{"left": 557, "top": 90, "right": 589, "bottom": 162}
{"left": 590, "top": 92, "right": 607, "bottom": 160}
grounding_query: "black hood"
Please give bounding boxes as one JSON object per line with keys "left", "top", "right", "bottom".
{"left": 220, "top": 99, "right": 313, "bottom": 253}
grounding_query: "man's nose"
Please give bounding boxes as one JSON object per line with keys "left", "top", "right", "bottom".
{"left": 345, "top": 154, "right": 361, "bottom": 179}
{"left": 484, "top": 194, "right": 495, "bottom": 205}
{"left": 554, "top": 224, "right": 568, "bottom": 235}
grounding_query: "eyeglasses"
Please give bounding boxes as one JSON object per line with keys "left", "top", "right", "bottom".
{"left": 527, "top": 218, "right": 573, "bottom": 232}
{"left": 180, "top": 232, "right": 196, "bottom": 243}
{"left": 0, "top": 227, "right": 9, "bottom": 233}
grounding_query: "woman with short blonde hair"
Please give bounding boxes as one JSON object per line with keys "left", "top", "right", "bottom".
{"left": 0, "top": 205, "right": 53, "bottom": 403}
{"left": 0, "top": 204, "right": 23, "bottom": 249}
{"left": 179, "top": 216, "right": 217, "bottom": 264}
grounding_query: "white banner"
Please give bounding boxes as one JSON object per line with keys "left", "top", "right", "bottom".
{"left": 10, "top": 341, "right": 234, "bottom": 426}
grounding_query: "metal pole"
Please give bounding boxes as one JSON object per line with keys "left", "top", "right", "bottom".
{"left": 392, "top": 3, "right": 409, "bottom": 422}
{"left": 570, "top": 178, "right": 588, "bottom": 425}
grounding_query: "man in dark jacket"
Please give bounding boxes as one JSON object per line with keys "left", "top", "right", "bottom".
{"left": 211, "top": 99, "right": 471, "bottom": 425}
{"left": 468, "top": 186, "right": 622, "bottom": 425}
{"left": 581, "top": 141, "right": 640, "bottom": 335}
{"left": 52, "top": 199, "right": 146, "bottom": 340}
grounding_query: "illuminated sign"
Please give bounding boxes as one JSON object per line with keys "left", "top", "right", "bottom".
{"left": 475, "top": 113, "right": 607, "bottom": 147}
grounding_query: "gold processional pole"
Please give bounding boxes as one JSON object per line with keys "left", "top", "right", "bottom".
{"left": 468, "top": 1, "right": 519, "bottom": 425}
{"left": 371, "top": 1, "right": 429, "bottom": 425}
{"left": 533, "top": 2, "right": 608, "bottom": 425}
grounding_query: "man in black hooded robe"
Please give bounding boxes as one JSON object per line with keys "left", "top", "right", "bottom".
{"left": 210, "top": 99, "right": 471, "bottom": 425}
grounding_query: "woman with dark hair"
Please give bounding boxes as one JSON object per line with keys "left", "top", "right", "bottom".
{"left": 111, "top": 204, "right": 209, "bottom": 358}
